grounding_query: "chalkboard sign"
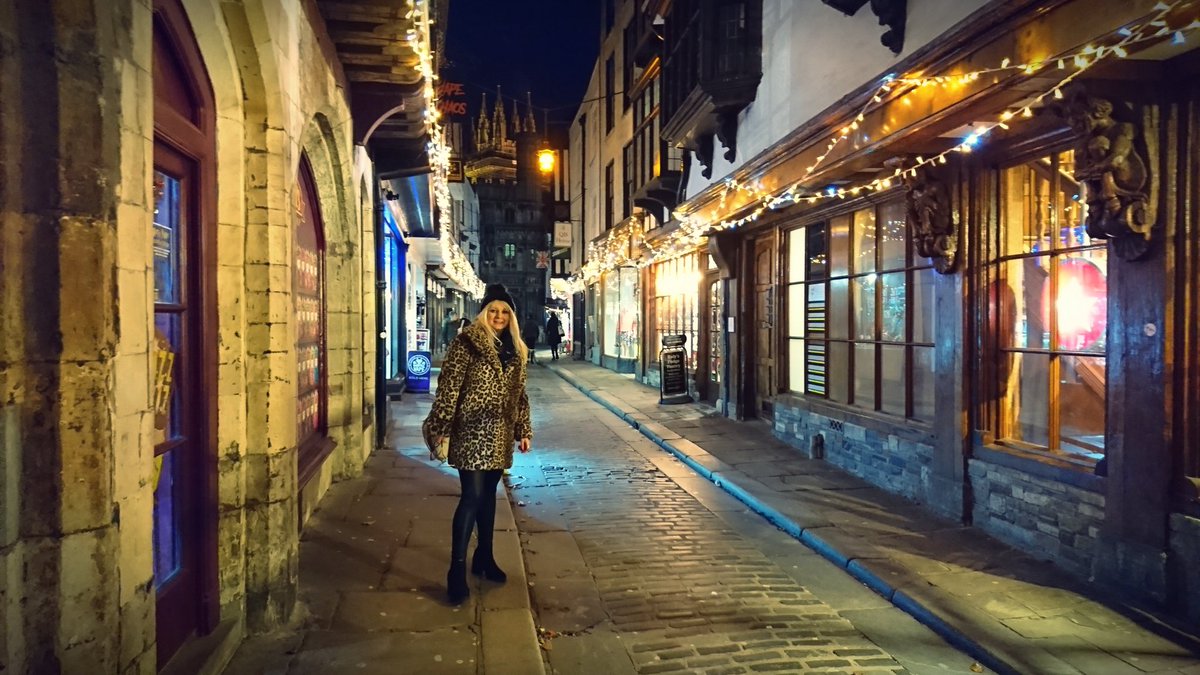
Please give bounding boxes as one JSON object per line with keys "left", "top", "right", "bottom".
{"left": 659, "top": 335, "right": 693, "bottom": 404}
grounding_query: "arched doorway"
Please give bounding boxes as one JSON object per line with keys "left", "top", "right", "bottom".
{"left": 152, "top": 0, "right": 219, "bottom": 665}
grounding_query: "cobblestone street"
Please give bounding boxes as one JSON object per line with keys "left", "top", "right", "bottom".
{"left": 217, "top": 360, "right": 1200, "bottom": 674}
{"left": 512, "top": 367, "right": 978, "bottom": 674}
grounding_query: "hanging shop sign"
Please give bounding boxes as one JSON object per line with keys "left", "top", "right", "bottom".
{"left": 659, "top": 334, "right": 693, "bottom": 404}
{"left": 553, "top": 221, "right": 573, "bottom": 248}
{"left": 536, "top": 250, "right": 550, "bottom": 269}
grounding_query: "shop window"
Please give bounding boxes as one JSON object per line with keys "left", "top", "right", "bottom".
{"left": 984, "top": 150, "right": 1106, "bottom": 461}
{"left": 652, "top": 253, "right": 701, "bottom": 371}
{"left": 295, "top": 155, "right": 329, "bottom": 466}
{"left": 786, "top": 200, "right": 935, "bottom": 420}
{"left": 603, "top": 267, "right": 640, "bottom": 359}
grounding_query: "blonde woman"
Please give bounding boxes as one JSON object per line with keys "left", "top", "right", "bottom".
{"left": 424, "top": 284, "right": 532, "bottom": 604}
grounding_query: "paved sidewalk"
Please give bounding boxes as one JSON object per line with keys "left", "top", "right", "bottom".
{"left": 222, "top": 391, "right": 545, "bottom": 675}
{"left": 545, "top": 359, "right": 1200, "bottom": 675}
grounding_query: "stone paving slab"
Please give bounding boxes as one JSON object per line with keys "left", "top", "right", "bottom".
{"left": 221, "top": 390, "right": 546, "bottom": 675}
{"left": 547, "top": 359, "right": 1200, "bottom": 675}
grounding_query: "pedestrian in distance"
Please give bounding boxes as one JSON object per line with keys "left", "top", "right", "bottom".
{"left": 521, "top": 314, "right": 540, "bottom": 364}
{"left": 455, "top": 317, "right": 471, "bottom": 335}
{"left": 545, "top": 311, "right": 564, "bottom": 360}
{"left": 423, "top": 283, "right": 533, "bottom": 605}
{"left": 440, "top": 309, "right": 455, "bottom": 353}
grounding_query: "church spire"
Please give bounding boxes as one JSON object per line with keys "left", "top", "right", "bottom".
{"left": 525, "top": 91, "right": 537, "bottom": 134}
{"left": 493, "top": 86, "right": 507, "bottom": 145}
{"left": 511, "top": 98, "right": 522, "bottom": 136}
{"left": 475, "top": 92, "right": 490, "bottom": 150}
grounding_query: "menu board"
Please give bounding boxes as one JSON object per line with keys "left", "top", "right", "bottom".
{"left": 660, "top": 334, "right": 692, "bottom": 404}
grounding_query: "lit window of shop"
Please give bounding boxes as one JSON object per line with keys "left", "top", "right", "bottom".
{"left": 603, "top": 267, "right": 640, "bottom": 360}
{"left": 652, "top": 253, "right": 701, "bottom": 371}
{"left": 504, "top": 243, "right": 516, "bottom": 259}
{"left": 983, "top": 149, "right": 1106, "bottom": 460}
{"left": 786, "top": 200, "right": 935, "bottom": 419}
{"left": 295, "top": 156, "right": 329, "bottom": 473}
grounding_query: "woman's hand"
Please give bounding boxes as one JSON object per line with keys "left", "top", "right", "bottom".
{"left": 433, "top": 435, "right": 445, "bottom": 447}
{"left": 518, "top": 438, "right": 531, "bottom": 453}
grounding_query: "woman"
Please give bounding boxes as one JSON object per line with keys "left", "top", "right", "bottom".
{"left": 545, "top": 311, "right": 564, "bottom": 360}
{"left": 521, "top": 314, "right": 540, "bottom": 363}
{"left": 424, "top": 284, "right": 533, "bottom": 604}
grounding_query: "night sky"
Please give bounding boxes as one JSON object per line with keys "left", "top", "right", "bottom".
{"left": 444, "top": 0, "right": 601, "bottom": 132}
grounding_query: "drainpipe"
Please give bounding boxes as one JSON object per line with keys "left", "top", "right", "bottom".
{"left": 374, "top": 179, "right": 388, "bottom": 449}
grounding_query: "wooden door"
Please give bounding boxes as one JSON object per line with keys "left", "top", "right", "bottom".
{"left": 153, "top": 1, "right": 218, "bottom": 665}
{"left": 700, "top": 276, "right": 724, "bottom": 404}
{"left": 753, "top": 236, "right": 776, "bottom": 416}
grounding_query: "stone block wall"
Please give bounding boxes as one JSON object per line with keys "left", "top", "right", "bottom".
{"left": 774, "top": 397, "right": 934, "bottom": 503}
{"left": 1, "top": 0, "right": 380, "bottom": 671}
{"left": 968, "top": 459, "right": 1105, "bottom": 576}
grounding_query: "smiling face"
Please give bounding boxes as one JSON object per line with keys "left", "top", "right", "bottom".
{"left": 485, "top": 301, "right": 511, "bottom": 332}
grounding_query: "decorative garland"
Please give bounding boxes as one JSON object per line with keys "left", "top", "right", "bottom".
{"left": 563, "top": 0, "right": 1198, "bottom": 294}
{"left": 409, "top": 0, "right": 486, "bottom": 298}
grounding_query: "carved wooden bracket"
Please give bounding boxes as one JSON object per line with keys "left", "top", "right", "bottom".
{"left": 821, "top": 0, "right": 907, "bottom": 54}
{"left": 886, "top": 157, "right": 957, "bottom": 274}
{"left": 1056, "top": 89, "right": 1156, "bottom": 261}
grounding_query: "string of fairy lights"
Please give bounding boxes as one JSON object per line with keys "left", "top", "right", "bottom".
{"left": 564, "top": 0, "right": 1199, "bottom": 294}
{"left": 408, "top": 0, "right": 486, "bottom": 299}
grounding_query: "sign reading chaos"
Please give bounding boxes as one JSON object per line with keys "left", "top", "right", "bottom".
{"left": 436, "top": 81, "right": 468, "bottom": 118}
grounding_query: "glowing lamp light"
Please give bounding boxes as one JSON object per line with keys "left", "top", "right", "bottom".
{"left": 537, "top": 147, "right": 556, "bottom": 174}
{"left": 1043, "top": 258, "right": 1107, "bottom": 350}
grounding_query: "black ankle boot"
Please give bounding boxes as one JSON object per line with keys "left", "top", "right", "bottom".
{"left": 471, "top": 549, "right": 507, "bottom": 583}
{"left": 447, "top": 559, "right": 469, "bottom": 604}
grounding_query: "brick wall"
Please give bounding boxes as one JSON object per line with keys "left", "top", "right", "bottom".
{"left": 774, "top": 397, "right": 933, "bottom": 503}
{"left": 968, "top": 459, "right": 1105, "bottom": 576}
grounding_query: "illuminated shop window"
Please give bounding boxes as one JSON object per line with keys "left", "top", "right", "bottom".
{"left": 786, "top": 200, "right": 935, "bottom": 420}
{"left": 985, "top": 150, "right": 1106, "bottom": 460}
{"left": 652, "top": 253, "right": 701, "bottom": 372}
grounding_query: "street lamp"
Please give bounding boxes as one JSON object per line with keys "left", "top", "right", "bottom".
{"left": 537, "top": 145, "right": 555, "bottom": 174}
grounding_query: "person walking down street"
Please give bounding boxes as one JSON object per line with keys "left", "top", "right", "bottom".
{"left": 545, "top": 312, "right": 564, "bottom": 360}
{"left": 440, "top": 309, "right": 456, "bottom": 353}
{"left": 521, "top": 315, "right": 540, "bottom": 363}
{"left": 423, "top": 284, "right": 533, "bottom": 604}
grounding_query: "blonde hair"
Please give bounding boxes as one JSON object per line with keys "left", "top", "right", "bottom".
{"left": 476, "top": 301, "right": 529, "bottom": 362}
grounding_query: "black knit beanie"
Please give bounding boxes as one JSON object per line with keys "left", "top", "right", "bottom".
{"left": 480, "top": 283, "right": 517, "bottom": 314}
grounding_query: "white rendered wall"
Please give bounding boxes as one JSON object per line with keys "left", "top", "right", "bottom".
{"left": 684, "top": 0, "right": 990, "bottom": 198}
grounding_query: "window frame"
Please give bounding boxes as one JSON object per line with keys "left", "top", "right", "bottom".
{"left": 294, "top": 153, "right": 333, "bottom": 483}
{"left": 980, "top": 147, "right": 1108, "bottom": 462}
{"left": 785, "top": 197, "right": 936, "bottom": 421}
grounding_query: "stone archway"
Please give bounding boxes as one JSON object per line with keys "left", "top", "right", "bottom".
{"left": 296, "top": 110, "right": 368, "bottom": 501}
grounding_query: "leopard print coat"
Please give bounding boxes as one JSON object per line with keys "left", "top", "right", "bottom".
{"left": 425, "top": 322, "right": 532, "bottom": 470}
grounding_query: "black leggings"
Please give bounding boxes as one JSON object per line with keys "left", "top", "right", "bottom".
{"left": 451, "top": 469, "right": 503, "bottom": 562}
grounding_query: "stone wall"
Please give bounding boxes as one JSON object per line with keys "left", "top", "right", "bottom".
{"left": 0, "top": 0, "right": 379, "bottom": 671}
{"left": 774, "top": 396, "right": 934, "bottom": 504}
{"left": 968, "top": 458, "right": 1105, "bottom": 577}
{"left": 0, "top": 0, "right": 154, "bottom": 671}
